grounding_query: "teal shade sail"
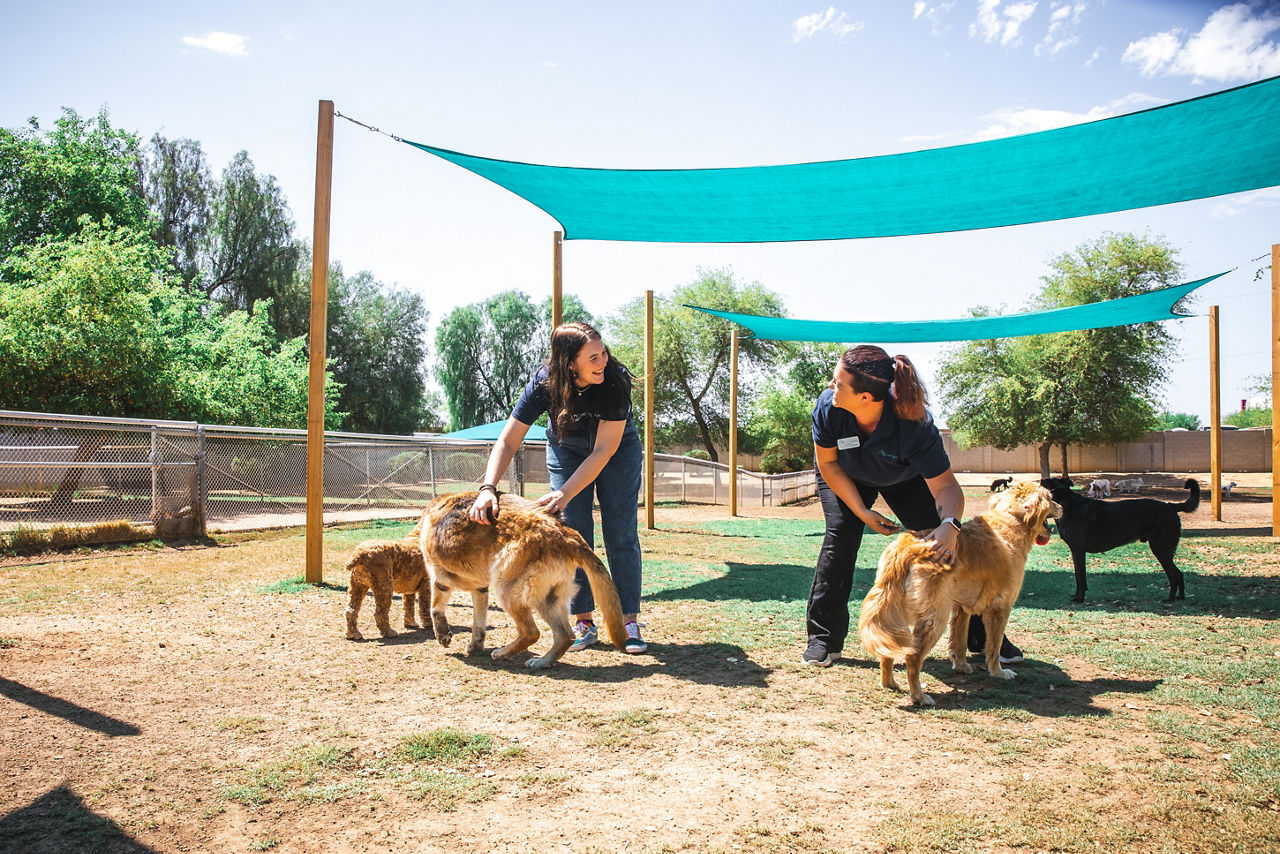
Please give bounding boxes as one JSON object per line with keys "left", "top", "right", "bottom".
{"left": 440, "top": 421, "right": 547, "bottom": 442}
{"left": 405, "top": 77, "right": 1280, "bottom": 243}
{"left": 686, "top": 273, "right": 1221, "bottom": 344}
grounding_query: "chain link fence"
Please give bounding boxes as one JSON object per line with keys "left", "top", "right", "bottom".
{"left": 0, "top": 411, "right": 816, "bottom": 542}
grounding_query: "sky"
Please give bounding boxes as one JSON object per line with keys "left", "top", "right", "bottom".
{"left": 4, "top": 0, "right": 1279, "bottom": 426}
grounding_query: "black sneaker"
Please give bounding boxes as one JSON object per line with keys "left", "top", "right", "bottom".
{"left": 801, "top": 640, "right": 839, "bottom": 667}
{"left": 967, "top": 621, "right": 986, "bottom": 654}
{"left": 998, "top": 637, "right": 1023, "bottom": 665}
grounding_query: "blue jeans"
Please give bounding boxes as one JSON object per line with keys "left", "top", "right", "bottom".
{"left": 546, "top": 428, "right": 643, "bottom": 616}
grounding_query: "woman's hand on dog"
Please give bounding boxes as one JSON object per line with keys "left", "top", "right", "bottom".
{"left": 469, "top": 491, "right": 500, "bottom": 525}
{"left": 536, "top": 490, "right": 567, "bottom": 515}
{"left": 925, "top": 523, "right": 959, "bottom": 565}
{"left": 861, "top": 511, "right": 901, "bottom": 536}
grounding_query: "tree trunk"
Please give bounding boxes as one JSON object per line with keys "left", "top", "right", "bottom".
{"left": 50, "top": 433, "right": 109, "bottom": 506}
{"left": 1059, "top": 443, "right": 1070, "bottom": 479}
{"left": 1038, "top": 441, "right": 1052, "bottom": 480}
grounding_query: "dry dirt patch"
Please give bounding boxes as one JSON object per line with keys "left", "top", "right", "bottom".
{"left": 1, "top": 480, "right": 1277, "bottom": 853}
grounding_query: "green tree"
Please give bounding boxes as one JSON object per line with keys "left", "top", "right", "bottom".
{"left": 1224, "top": 407, "right": 1272, "bottom": 428}
{"left": 745, "top": 342, "right": 844, "bottom": 472}
{"left": 609, "top": 267, "right": 789, "bottom": 461}
{"left": 435, "top": 290, "right": 543, "bottom": 429}
{"left": 0, "top": 216, "right": 340, "bottom": 428}
{"left": 142, "top": 133, "right": 211, "bottom": 285}
{"left": 0, "top": 107, "right": 148, "bottom": 262}
{"left": 326, "top": 266, "right": 430, "bottom": 434}
{"left": 938, "top": 232, "right": 1185, "bottom": 479}
{"left": 1150, "top": 411, "right": 1200, "bottom": 431}
{"left": 199, "top": 150, "right": 300, "bottom": 310}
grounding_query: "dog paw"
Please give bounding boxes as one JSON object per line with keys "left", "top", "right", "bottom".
{"left": 378, "top": 627, "right": 398, "bottom": 638}
{"left": 991, "top": 667, "right": 1016, "bottom": 680}
{"left": 437, "top": 632, "right": 452, "bottom": 648}
{"left": 467, "top": 640, "right": 485, "bottom": 656}
{"left": 404, "top": 620, "right": 420, "bottom": 629}
{"left": 346, "top": 631, "right": 363, "bottom": 641}
{"left": 951, "top": 661, "right": 972, "bottom": 674}
{"left": 525, "top": 657, "right": 555, "bottom": 669}
{"left": 912, "top": 694, "right": 936, "bottom": 707}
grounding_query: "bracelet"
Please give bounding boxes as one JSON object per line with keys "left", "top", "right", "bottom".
{"left": 478, "top": 483, "right": 498, "bottom": 495}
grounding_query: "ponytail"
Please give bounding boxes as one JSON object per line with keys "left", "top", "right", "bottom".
{"left": 839, "top": 345, "right": 929, "bottom": 422}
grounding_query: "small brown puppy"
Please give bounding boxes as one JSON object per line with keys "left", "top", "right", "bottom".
{"left": 418, "top": 491, "right": 626, "bottom": 668}
{"left": 345, "top": 532, "right": 431, "bottom": 640}
{"left": 858, "top": 481, "right": 1060, "bottom": 706}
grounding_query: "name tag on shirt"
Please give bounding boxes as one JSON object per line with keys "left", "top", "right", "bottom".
{"left": 837, "top": 435, "right": 861, "bottom": 450}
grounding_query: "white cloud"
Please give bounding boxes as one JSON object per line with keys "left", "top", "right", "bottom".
{"left": 913, "top": 1, "right": 956, "bottom": 35}
{"left": 1086, "top": 46, "right": 1104, "bottom": 66}
{"left": 792, "top": 6, "right": 865, "bottom": 42}
{"left": 181, "top": 31, "right": 248, "bottom": 57}
{"left": 1036, "top": 1, "right": 1087, "bottom": 57}
{"left": 1205, "top": 186, "right": 1280, "bottom": 218}
{"left": 537, "top": 61, "right": 559, "bottom": 68}
{"left": 969, "top": 92, "right": 1164, "bottom": 140}
{"left": 1122, "top": 2, "right": 1280, "bottom": 82}
{"left": 971, "top": 0, "right": 1038, "bottom": 46}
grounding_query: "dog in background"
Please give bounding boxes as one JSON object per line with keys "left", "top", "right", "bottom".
{"left": 418, "top": 491, "right": 626, "bottom": 669}
{"left": 1041, "top": 477, "right": 1200, "bottom": 602}
{"left": 989, "top": 477, "right": 1012, "bottom": 492}
{"left": 858, "top": 481, "right": 1060, "bottom": 707}
{"left": 1113, "top": 477, "right": 1145, "bottom": 494}
{"left": 345, "top": 530, "right": 431, "bottom": 640}
{"left": 1222, "top": 481, "right": 1238, "bottom": 498}
{"left": 1085, "top": 478, "right": 1111, "bottom": 499}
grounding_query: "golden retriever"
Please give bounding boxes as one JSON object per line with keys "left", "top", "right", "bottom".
{"left": 857, "top": 481, "right": 1061, "bottom": 706}
{"left": 345, "top": 532, "right": 431, "bottom": 640}
{"left": 418, "top": 491, "right": 626, "bottom": 669}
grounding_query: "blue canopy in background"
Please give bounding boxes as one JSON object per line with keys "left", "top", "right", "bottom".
{"left": 440, "top": 421, "right": 547, "bottom": 442}
{"left": 405, "top": 76, "right": 1280, "bottom": 243}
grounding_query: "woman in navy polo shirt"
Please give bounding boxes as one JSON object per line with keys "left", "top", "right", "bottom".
{"left": 469, "top": 321, "right": 647, "bottom": 655}
{"left": 802, "top": 344, "right": 1020, "bottom": 667}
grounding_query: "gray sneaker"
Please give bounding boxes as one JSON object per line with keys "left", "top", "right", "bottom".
{"left": 569, "top": 620, "right": 598, "bottom": 651}
{"left": 801, "top": 640, "right": 839, "bottom": 667}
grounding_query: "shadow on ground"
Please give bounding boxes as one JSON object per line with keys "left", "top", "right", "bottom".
{"left": 0, "top": 787, "right": 159, "bottom": 853}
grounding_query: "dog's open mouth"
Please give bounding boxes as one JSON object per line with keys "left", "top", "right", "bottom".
{"left": 1035, "top": 528, "right": 1052, "bottom": 546}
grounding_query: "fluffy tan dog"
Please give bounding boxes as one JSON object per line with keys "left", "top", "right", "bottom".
{"left": 418, "top": 491, "right": 626, "bottom": 669}
{"left": 858, "top": 481, "right": 1061, "bottom": 706}
{"left": 345, "top": 531, "right": 431, "bottom": 640}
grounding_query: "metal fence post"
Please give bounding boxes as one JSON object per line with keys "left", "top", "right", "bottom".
{"left": 150, "top": 426, "right": 160, "bottom": 523}
{"left": 197, "top": 425, "right": 208, "bottom": 537}
{"left": 428, "top": 446, "right": 437, "bottom": 499}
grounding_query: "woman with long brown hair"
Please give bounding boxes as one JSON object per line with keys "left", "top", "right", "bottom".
{"left": 803, "top": 344, "right": 1021, "bottom": 667}
{"left": 470, "top": 321, "right": 647, "bottom": 654}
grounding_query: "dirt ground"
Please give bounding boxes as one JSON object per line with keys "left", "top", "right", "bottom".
{"left": 1, "top": 473, "right": 1276, "bottom": 853}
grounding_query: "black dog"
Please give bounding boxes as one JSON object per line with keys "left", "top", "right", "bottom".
{"left": 989, "top": 477, "right": 1012, "bottom": 492}
{"left": 1040, "top": 477, "right": 1200, "bottom": 602}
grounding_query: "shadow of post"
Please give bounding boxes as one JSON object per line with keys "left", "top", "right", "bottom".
{"left": 0, "top": 678, "right": 140, "bottom": 736}
{"left": 0, "top": 787, "right": 160, "bottom": 852}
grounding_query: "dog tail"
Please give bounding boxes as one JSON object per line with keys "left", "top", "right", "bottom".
{"left": 575, "top": 545, "right": 628, "bottom": 650}
{"left": 1176, "top": 478, "right": 1201, "bottom": 514}
{"left": 857, "top": 542, "right": 919, "bottom": 659}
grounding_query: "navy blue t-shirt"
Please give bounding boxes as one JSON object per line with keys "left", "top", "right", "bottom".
{"left": 810, "top": 388, "right": 950, "bottom": 487}
{"left": 512, "top": 362, "right": 634, "bottom": 449}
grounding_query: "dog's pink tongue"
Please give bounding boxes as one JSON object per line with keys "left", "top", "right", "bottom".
{"left": 1035, "top": 532, "right": 1051, "bottom": 546}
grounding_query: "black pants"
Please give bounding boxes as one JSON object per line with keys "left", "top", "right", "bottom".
{"left": 806, "top": 475, "right": 942, "bottom": 654}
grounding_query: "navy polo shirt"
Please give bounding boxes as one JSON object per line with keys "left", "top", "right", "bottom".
{"left": 512, "top": 362, "right": 634, "bottom": 450}
{"left": 811, "top": 388, "right": 950, "bottom": 487}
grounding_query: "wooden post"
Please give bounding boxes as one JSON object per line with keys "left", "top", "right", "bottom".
{"left": 729, "top": 328, "right": 739, "bottom": 517}
{"left": 305, "top": 100, "right": 334, "bottom": 584}
{"left": 1272, "top": 245, "right": 1279, "bottom": 537}
{"left": 1209, "top": 306, "right": 1222, "bottom": 521}
{"left": 644, "top": 290, "right": 655, "bottom": 529}
{"left": 552, "top": 230, "right": 563, "bottom": 329}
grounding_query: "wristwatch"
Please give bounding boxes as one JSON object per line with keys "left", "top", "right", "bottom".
{"left": 940, "top": 517, "right": 961, "bottom": 531}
